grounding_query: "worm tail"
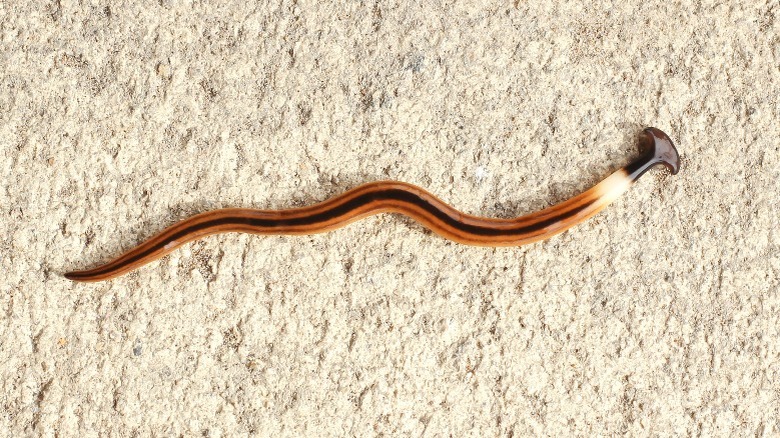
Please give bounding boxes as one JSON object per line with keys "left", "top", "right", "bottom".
{"left": 63, "top": 176, "right": 632, "bottom": 282}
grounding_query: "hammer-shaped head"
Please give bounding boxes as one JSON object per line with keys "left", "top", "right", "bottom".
{"left": 639, "top": 127, "right": 680, "bottom": 175}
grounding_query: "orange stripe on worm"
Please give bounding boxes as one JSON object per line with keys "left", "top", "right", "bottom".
{"left": 65, "top": 127, "right": 679, "bottom": 282}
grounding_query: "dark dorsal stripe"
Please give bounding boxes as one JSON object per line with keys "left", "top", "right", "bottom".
{"left": 83, "top": 188, "right": 598, "bottom": 277}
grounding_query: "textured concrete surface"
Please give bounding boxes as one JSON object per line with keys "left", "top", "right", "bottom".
{"left": 2, "top": 0, "right": 779, "bottom": 435}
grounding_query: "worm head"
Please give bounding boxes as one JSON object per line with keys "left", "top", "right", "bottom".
{"left": 640, "top": 127, "right": 680, "bottom": 175}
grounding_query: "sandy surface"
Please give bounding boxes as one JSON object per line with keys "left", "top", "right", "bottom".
{"left": 2, "top": 0, "right": 779, "bottom": 435}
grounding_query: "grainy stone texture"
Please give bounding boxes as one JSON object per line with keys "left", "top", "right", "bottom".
{"left": 1, "top": 0, "right": 779, "bottom": 436}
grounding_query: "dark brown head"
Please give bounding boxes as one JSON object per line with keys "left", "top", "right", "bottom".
{"left": 639, "top": 127, "right": 680, "bottom": 175}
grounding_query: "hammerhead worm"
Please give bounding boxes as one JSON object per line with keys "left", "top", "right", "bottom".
{"left": 65, "top": 127, "right": 679, "bottom": 282}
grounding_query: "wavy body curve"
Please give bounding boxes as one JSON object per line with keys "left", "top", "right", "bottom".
{"left": 65, "top": 127, "right": 679, "bottom": 282}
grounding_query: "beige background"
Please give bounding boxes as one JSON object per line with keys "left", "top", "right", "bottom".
{"left": 2, "top": 0, "right": 779, "bottom": 435}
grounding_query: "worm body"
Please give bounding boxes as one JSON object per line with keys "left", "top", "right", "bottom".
{"left": 65, "top": 128, "right": 679, "bottom": 282}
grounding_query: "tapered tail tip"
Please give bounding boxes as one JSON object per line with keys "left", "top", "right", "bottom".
{"left": 641, "top": 127, "right": 680, "bottom": 175}
{"left": 63, "top": 271, "right": 80, "bottom": 281}
{"left": 63, "top": 271, "right": 95, "bottom": 282}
